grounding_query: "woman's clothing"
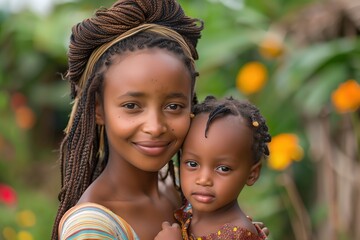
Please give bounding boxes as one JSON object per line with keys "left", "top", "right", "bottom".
{"left": 58, "top": 202, "right": 139, "bottom": 240}
{"left": 174, "top": 204, "right": 267, "bottom": 240}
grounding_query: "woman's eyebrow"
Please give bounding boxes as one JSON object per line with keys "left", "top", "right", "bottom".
{"left": 166, "top": 92, "right": 188, "bottom": 99}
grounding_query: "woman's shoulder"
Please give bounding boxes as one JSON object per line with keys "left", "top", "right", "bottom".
{"left": 59, "top": 202, "right": 139, "bottom": 240}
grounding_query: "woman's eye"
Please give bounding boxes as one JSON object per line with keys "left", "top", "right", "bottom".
{"left": 216, "top": 166, "right": 231, "bottom": 173}
{"left": 122, "top": 103, "right": 138, "bottom": 109}
{"left": 185, "top": 161, "right": 198, "bottom": 168}
{"left": 166, "top": 104, "right": 182, "bottom": 111}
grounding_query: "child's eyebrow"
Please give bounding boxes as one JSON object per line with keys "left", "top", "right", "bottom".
{"left": 117, "top": 91, "right": 144, "bottom": 98}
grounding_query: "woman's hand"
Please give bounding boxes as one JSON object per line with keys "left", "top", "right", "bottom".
{"left": 253, "top": 221, "right": 270, "bottom": 238}
{"left": 154, "top": 221, "right": 182, "bottom": 240}
{"left": 247, "top": 216, "right": 269, "bottom": 239}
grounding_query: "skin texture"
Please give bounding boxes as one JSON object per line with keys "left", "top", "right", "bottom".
{"left": 78, "top": 48, "right": 192, "bottom": 240}
{"left": 155, "top": 113, "right": 262, "bottom": 239}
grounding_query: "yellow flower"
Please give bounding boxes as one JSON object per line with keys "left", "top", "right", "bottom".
{"left": 331, "top": 80, "right": 360, "bottom": 113}
{"left": 17, "top": 231, "right": 33, "bottom": 240}
{"left": 236, "top": 62, "right": 267, "bottom": 95}
{"left": 2, "top": 227, "right": 16, "bottom": 240}
{"left": 259, "top": 34, "right": 284, "bottom": 59}
{"left": 268, "top": 134, "right": 304, "bottom": 171}
{"left": 16, "top": 210, "right": 36, "bottom": 228}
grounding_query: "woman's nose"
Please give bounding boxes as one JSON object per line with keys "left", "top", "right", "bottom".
{"left": 142, "top": 110, "right": 167, "bottom": 137}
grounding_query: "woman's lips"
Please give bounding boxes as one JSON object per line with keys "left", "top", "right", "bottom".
{"left": 134, "top": 141, "right": 170, "bottom": 156}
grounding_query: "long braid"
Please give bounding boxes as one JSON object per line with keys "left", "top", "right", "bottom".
{"left": 52, "top": 1, "right": 203, "bottom": 239}
{"left": 193, "top": 96, "right": 271, "bottom": 163}
{"left": 52, "top": 73, "right": 101, "bottom": 240}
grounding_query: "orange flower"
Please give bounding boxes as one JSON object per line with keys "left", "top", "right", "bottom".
{"left": 259, "top": 34, "right": 284, "bottom": 59}
{"left": 268, "top": 133, "right": 304, "bottom": 171}
{"left": 331, "top": 80, "right": 360, "bottom": 113}
{"left": 15, "top": 106, "right": 36, "bottom": 130}
{"left": 236, "top": 62, "right": 267, "bottom": 95}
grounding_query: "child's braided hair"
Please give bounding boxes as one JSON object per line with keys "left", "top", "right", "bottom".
{"left": 193, "top": 95, "right": 271, "bottom": 163}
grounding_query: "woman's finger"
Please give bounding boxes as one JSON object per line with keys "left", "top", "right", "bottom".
{"left": 161, "top": 221, "right": 171, "bottom": 229}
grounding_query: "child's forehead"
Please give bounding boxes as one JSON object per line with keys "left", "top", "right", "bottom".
{"left": 191, "top": 113, "right": 249, "bottom": 136}
{"left": 194, "top": 112, "right": 246, "bottom": 124}
{"left": 184, "top": 113, "right": 254, "bottom": 157}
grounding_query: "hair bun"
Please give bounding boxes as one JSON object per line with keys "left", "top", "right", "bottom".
{"left": 67, "top": 0, "right": 203, "bottom": 87}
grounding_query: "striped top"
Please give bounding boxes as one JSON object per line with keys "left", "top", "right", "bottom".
{"left": 59, "top": 202, "right": 139, "bottom": 240}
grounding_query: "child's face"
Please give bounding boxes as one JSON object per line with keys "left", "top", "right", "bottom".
{"left": 180, "top": 113, "right": 261, "bottom": 213}
{"left": 96, "top": 48, "right": 192, "bottom": 172}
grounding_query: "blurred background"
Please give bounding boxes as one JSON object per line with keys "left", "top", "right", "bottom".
{"left": 0, "top": 0, "right": 359, "bottom": 239}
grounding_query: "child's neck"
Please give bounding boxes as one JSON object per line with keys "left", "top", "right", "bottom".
{"left": 190, "top": 201, "right": 252, "bottom": 237}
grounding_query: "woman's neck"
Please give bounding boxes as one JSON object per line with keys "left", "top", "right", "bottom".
{"left": 102, "top": 158, "right": 161, "bottom": 199}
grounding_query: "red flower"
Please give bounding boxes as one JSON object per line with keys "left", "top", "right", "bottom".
{"left": 0, "top": 183, "right": 17, "bottom": 206}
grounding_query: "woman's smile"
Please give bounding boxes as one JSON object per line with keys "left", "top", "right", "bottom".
{"left": 133, "top": 140, "right": 172, "bottom": 156}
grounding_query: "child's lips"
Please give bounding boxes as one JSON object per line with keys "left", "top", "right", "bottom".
{"left": 191, "top": 192, "right": 215, "bottom": 203}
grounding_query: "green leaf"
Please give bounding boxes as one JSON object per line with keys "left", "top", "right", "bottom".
{"left": 293, "top": 63, "right": 347, "bottom": 117}
{"left": 274, "top": 38, "right": 360, "bottom": 98}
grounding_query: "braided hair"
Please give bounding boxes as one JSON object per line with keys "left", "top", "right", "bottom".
{"left": 192, "top": 96, "right": 271, "bottom": 163}
{"left": 52, "top": 0, "right": 203, "bottom": 239}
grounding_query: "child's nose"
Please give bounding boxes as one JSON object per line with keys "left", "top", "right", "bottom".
{"left": 195, "top": 169, "right": 213, "bottom": 187}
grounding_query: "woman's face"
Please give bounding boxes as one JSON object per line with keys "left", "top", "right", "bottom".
{"left": 96, "top": 48, "right": 192, "bottom": 172}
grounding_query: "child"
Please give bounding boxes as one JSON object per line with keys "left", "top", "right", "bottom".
{"left": 52, "top": 0, "right": 203, "bottom": 239}
{"left": 155, "top": 96, "right": 271, "bottom": 240}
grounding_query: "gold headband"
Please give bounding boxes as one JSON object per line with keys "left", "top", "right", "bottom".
{"left": 65, "top": 23, "right": 194, "bottom": 134}
{"left": 78, "top": 23, "right": 194, "bottom": 90}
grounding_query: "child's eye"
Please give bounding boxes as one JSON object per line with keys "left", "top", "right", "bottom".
{"left": 216, "top": 165, "right": 231, "bottom": 173}
{"left": 185, "top": 161, "right": 198, "bottom": 168}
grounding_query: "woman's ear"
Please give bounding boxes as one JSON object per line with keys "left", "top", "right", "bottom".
{"left": 95, "top": 94, "right": 105, "bottom": 125}
{"left": 246, "top": 161, "right": 262, "bottom": 186}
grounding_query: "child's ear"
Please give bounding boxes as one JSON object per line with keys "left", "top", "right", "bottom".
{"left": 95, "top": 94, "right": 105, "bottom": 125}
{"left": 246, "top": 161, "right": 262, "bottom": 186}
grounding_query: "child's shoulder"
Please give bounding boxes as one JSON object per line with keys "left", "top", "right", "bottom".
{"left": 202, "top": 223, "right": 266, "bottom": 240}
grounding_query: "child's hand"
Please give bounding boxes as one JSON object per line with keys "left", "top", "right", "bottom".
{"left": 154, "top": 221, "right": 182, "bottom": 240}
